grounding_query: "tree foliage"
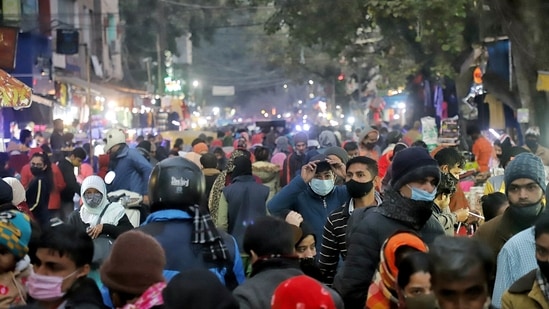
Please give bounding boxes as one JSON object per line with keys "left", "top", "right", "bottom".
{"left": 253, "top": 0, "right": 477, "bottom": 87}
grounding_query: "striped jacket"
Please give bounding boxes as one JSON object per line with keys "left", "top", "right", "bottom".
{"left": 319, "top": 193, "right": 381, "bottom": 285}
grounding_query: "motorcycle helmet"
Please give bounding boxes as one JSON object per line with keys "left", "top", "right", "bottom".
{"left": 148, "top": 156, "right": 205, "bottom": 211}
{"left": 104, "top": 128, "right": 126, "bottom": 153}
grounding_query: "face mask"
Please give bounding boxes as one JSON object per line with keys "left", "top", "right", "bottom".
{"left": 526, "top": 139, "right": 538, "bottom": 151}
{"left": 30, "top": 166, "right": 44, "bottom": 176}
{"left": 404, "top": 293, "right": 436, "bottom": 309}
{"left": 408, "top": 185, "right": 437, "bottom": 202}
{"left": 300, "top": 257, "right": 316, "bottom": 268}
{"left": 84, "top": 192, "right": 103, "bottom": 208}
{"left": 346, "top": 179, "right": 374, "bottom": 198}
{"left": 537, "top": 260, "right": 549, "bottom": 279}
{"left": 364, "top": 142, "right": 376, "bottom": 150}
{"left": 310, "top": 179, "right": 334, "bottom": 196}
{"left": 27, "top": 270, "right": 78, "bottom": 301}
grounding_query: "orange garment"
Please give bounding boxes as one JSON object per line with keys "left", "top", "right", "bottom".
{"left": 472, "top": 136, "right": 493, "bottom": 172}
{"left": 366, "top": 232, "right": 428, "bottom": 309}
{"left": 21, "top": 163, "right": 66, "bottom": 210}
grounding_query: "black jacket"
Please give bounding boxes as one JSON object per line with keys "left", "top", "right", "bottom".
{"left": 333, "top": 189, "right": 445, "bottom": 309}
{"left": 58, "top": 158, "right": 80, "bottom": 203}
{"left": 67, "top": 209, "right": 134, "bottom": 239}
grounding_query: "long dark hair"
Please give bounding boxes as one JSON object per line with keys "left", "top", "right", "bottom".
{"left": 30, "top": 152, "right": 54, "bottom": 193}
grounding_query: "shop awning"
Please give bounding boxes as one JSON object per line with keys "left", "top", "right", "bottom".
{"left": 31, "top": 94, "right": 54, "bottom": 107}
{"left": 54, "top": 75, "right": 122, "bottom": 98}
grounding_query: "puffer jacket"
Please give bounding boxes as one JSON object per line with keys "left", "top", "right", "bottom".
{"left": 252, "top": 161, "right": 281, "bottom": 202}
{"left": 107, "top": 144, "right": 152, "bottom": 195}
{"left": 333, "top": 189, "right": 445, "bottom": 309}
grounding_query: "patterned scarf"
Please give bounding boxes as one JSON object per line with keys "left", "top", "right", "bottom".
{"left": 121, "top": 282, "right": 166, "bottom": 309}
{"left": 208, "top": 149, "right": 247, "bottom": 225}
{"left": 366, "top": 231, "right": 428, "bottom": 309}
{"left": 189, "top": 205, "right": 229, "bottom": 262}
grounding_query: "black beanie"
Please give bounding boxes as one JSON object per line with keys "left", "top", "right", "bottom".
{"left": 391, "top": 147, "right": 441, "bottom": 191}
{"left": 231, "top": 156, "right": 252, "bottom": 178}
{"left": 0, "top": 180, "right": 13, "bottom": 205}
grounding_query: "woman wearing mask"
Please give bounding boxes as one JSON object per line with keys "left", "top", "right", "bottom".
{"left": 396, "top": 252, "right": 435, "bottom": 309}
{"left": 67, "top": 175, "right": 133, "bottom": 239}
{"left": 366, "top": 231, "right": 429, "bottom": 309}
{"left": 25, "top": 153, "right": 53, "bottom": 227}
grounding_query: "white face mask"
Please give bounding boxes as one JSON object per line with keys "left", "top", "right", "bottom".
{"left": 310, "top": 178, "right": 335, "bottom": 196}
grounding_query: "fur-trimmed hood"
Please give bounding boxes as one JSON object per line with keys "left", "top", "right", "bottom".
{"left": 252, "top": 161, "right": 280, "bottom": 183}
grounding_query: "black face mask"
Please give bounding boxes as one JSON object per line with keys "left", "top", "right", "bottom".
{"left": 538, "top": 259, "right": 549, "bottom": 279}
{"left": 30, "top": 167, "right": 44, "bottom": 176}
{"left": 526, "top": 139, "right": 539, "bottom": 151}
{"left": 364, "top": 142, "right": 376, "bottom": 150}
{"left": 346, "top": 179, "right": 374, "bottom": 198}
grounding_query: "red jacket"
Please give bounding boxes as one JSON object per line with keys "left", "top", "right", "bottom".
{"left": 21, "top": 163, "right": 66, "bottom": 210}
{"left": 378, "top": 150, "right": 392, "bottom": 180}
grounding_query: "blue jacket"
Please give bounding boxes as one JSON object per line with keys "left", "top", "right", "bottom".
{"left": 107, "top": 145, "right": 152, "bottom": 195}
{"left": 267, "top": 176, "right": 350, "bottom": 252}
{"left": 138, "top": 210, "right": 246, "bottom": 287}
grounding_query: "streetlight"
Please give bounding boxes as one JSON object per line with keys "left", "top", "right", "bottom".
{"left": 283, "top": 84, "right": 288, "bottom": 89}
{"left": 308, "top": 80, "right": 314, "bottom": 85}
{"left": 192, "top": 80, "right": 199, "bottom": 88}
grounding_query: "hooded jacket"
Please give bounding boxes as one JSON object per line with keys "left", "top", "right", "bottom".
{"left": 67, "top": 176, "right": 133, "bottom": 239}
{"left": 252, "top": 161, "right": 281, "bottom": 201}
{"left": 358, "top": 127, "right": 381, "bottom": 161}
{"left": 333, "top": 189, "right": 444, "bottom": 309}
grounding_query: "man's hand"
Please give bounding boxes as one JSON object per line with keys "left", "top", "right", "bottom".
{"left": 327, "top": 158, "right": 346, "bottom": 180}
{"left": 301, "top": 161, "right": 319, "bottom": 184}
{"left": 285, "top": 211, "right": 303, "bottom": 227}
{"left": 454, "top": 208, "right": 469, "bottom": 222}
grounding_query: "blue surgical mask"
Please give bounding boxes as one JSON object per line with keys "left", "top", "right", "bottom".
{"left": 407, "top": 185, "right": 437, "bottom": 202}
{"left": 310, "top": 179, "right": 334, "bottom": 196}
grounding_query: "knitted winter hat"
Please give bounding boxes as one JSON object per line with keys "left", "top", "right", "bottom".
{"left": 294, "top": 132, "right": 308, "bottom": 144}
{"left": 324, "top": 147, "right": 349, "bottom": 165}
{"left": 100, "top": 231, "right": 166, "bottom": 295}
{"left": 271, "top": 275, "right": 340, "bottom": 309}
{"left": 0, "top": 179, "right": 13, "bottom": 205}
{"left": 504, "top": 152, "right": 545, "bottom": 194}
{"left": 391, "top": 147, "right": 440, "bottom": 191}
{"left": 0, "top": 210, "right": 31, "bottom": 259}
{"left": 2, "top": 178, "right": 25, "bottom": 206}
{"left": 192, "top": 142, "right": 209, "bottom": 154}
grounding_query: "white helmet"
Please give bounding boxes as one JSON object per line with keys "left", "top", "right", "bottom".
{"left": 104, "top": 128, "right": 126, "bottom": 152}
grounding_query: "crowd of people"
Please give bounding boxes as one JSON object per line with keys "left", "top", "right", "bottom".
{"left": 0, "top": 119, "right": 548, "bottom": 308}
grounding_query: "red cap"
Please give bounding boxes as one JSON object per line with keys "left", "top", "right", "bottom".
{"left": 271, "top": 275, "right": 336, "bottom": 309}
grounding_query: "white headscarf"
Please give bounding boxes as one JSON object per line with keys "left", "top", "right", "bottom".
{"left": 3, "top": 177, "right": 26, "bottom": 205}
{"left": 80, "top": 175, "right": 125, "bottom": 226}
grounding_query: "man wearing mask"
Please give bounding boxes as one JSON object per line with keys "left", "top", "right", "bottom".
{"left": 501, "top": 212, "right": 549, "bottom": 308}
{"left": 268, "top": 154, "right": 349, "bottom": 254}
{"left": 523, "top": 126, "right": 549, "bottom": 166}
{"left": 319, "top": 156, "right": 379, "bottom": 285}
{"left": 333, "top": 147, "right": 445, "bottom": 309}
{"left": 22, "top": 224, "right": 105, "bottom": 308}
{"left": 475, "top": 152, "right": 546, "bottom": 260}
{"left": 281, "top": 132, "right": 309, "bottom": 187}
{"left": 358, "top": 127, "right": 381, "bottom": 161}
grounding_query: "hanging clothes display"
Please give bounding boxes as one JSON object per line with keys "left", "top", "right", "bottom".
{"left": 484, "top": 94, "right": 505, "bottom": 130}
